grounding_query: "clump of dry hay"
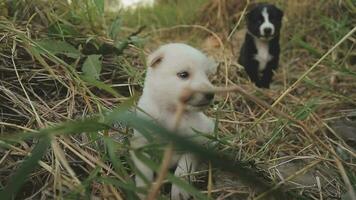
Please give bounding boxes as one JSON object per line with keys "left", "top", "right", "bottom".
{"left": 1, "top": 0, "right": 356, "bottom": 199}
{"left": 199, "top": 0, "right": 248, "bottom": 34}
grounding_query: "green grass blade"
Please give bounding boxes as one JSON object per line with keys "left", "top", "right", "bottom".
{"left": 0, "top": 136, "right": 51, "bottom": 200}
{"left": 2, "top": 100, "right": 299, "bottom": 199}
{"left": 93, "top": 0, "right": 104, "bottom": 15}
{"left": 103, "top": 136, "right": 129, "bottom": 177}
{"left": 98, "top": 177, "right": 142, "bottom": 200}
{"left": 82, "top": 54, "right": 102, "bottom": 80}
{"left": 114, "top": 113, "right": 290, "bottom": 199}
{"left": 36, "top": 39, "right": 81, "bottom": 59}
{"left": 80, "top": 75, "right": 121, "bottom": 97}
{"left": 133, "top": 150, "right": 209, "bottom": 200}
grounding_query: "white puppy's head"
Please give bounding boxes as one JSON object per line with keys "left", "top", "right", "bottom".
{"left": 143, "top": 43, "right": 217, "bottom": 111}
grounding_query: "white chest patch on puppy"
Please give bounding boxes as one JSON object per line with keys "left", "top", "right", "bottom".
{"left": 254, "top": 38, "right": 273, "bottom": 72}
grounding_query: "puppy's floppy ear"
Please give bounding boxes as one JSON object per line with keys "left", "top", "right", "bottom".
{"left": 246, "top": 3, "right": 258, "bottom": 19}
{"left": 206, "top": 57, "right": 218, "bottom": 74}
{"left": 147, "top": 51, "right": 164, "bottom": 68}
{"left": 276, "top": 7, "right": 284, "bottom": 19}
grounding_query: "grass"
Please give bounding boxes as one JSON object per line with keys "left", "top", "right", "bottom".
{"left": 1, "top": 0, "right": 356, "bottom": 199}
{"left": 120, "top": 0, "right": 208, "bottom": 28}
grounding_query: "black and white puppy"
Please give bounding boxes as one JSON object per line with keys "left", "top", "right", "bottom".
{"left": 238, "top": 3, "right": 283, "bottom": 88}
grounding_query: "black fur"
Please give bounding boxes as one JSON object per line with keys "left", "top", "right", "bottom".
{"left": 238, "top": 3, "right": 283, "bottom": 88}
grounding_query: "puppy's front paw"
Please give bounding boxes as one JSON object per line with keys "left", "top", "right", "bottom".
{"left": 171, "top": 185, "right": 191, "bottom": 200}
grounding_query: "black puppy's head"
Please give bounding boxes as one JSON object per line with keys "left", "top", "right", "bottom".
{"left": 246, "top": 3, "right": 283, "bottom": 40}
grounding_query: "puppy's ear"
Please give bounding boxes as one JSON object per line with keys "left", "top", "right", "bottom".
{"left": 277, "top": 8, "right": 284, "bottom": 19}
{"left": 246, "top": 3, "right": 258, "bottom": 19}
{"left": 206, "top": 57, "right": 218, "bottom": 74}
{"left": 147, "top": 51, "right": 164, "bottom": 68}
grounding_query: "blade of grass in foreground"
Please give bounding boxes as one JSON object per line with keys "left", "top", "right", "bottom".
{"left": 133, "top": 150, "right": 210, "bottom": 200}
{"left": 111, "top": 112, "right": 293, "bottom": 199}
{"left": 103, "top": 137, "right": 141, "bottom": 199}
{"left": 1, "top": 100, "right": 300, "bottom": 199}
{"left": 0, "top": 136, "right": 51, "bottom": 200}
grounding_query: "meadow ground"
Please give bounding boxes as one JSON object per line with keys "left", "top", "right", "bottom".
{"left": 0, "top": 0, "right": 355, "bottom": 199}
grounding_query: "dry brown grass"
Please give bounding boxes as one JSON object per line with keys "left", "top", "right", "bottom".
{"left": 0, "top": 0, "right": 355, "bottom": 199}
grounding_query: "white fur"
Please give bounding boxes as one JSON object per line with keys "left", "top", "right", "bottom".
{"left": 260, "top": 7, "right": 275, "bottom": 36}
{"left": 130, "top": 43, "right": 216, "bottom": 200}
{"left": 254, "top": 37, "right": 273, "bottom": 72}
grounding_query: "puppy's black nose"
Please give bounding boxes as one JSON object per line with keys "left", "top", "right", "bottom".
{"left": 264, "top": 28, "right": 272, "bottom": 36}
{"left": 205, "top": 93, "right": 215, "bottom": 101}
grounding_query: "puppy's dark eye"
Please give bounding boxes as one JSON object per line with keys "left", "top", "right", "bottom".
{"left": 269, "top": 15, "right": 275, "bottom": 21}
{"left": 177, "top": 71, "right": 190, "bottom": 79}
{"left": 258, "top": 17, "right": 264, "bottom": 23}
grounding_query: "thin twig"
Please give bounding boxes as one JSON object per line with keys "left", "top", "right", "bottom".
{"left": 208, "top": 161, "right": 213, "bottom": 198}
{"left": 11, "top": 39, "right": 43, "bottom": 127}
{"left": 227, "top": 0, "right": 250, "bottom": 40}
{"left": 333, "top": 152, "right": 356, "bottom": 200}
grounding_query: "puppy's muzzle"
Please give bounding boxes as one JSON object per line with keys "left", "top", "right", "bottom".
{"left": 204, "top": 92, "right": 214, "bottom": 102}
{"left": 263, "top": 27, "right": 272, "bottom": 36}
{"left": 180, "top": 89, "right": 214, "bottom": 108}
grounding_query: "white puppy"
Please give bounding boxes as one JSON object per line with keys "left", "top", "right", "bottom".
{"left": 130, "top": 43, "right": 217, "bottom": 200}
